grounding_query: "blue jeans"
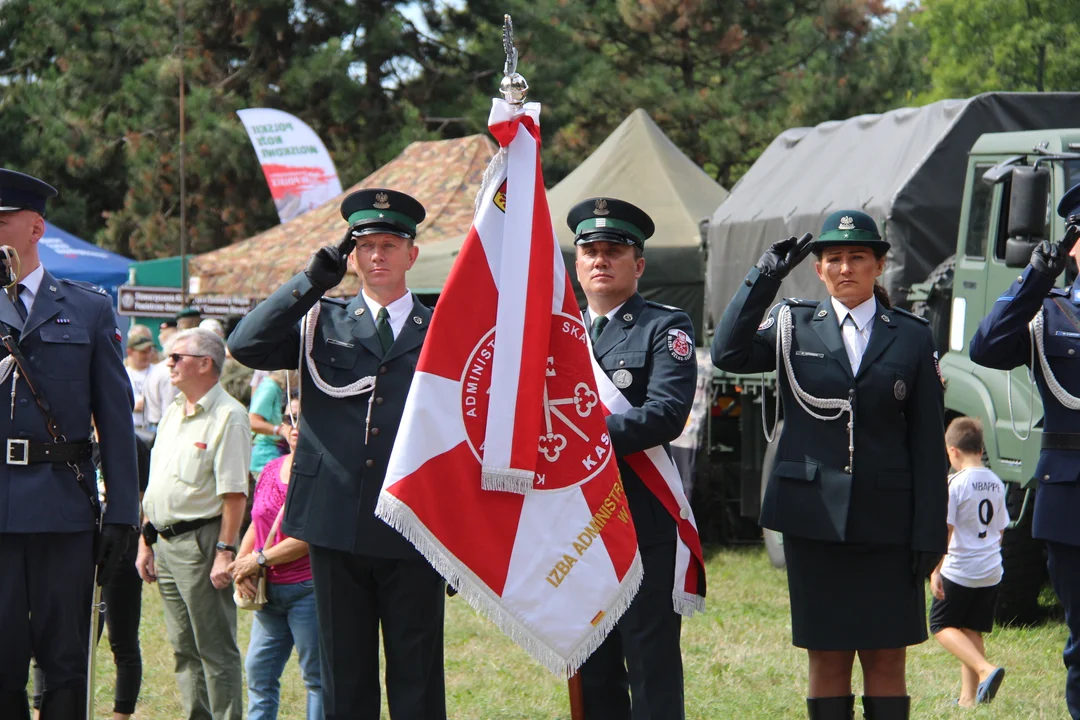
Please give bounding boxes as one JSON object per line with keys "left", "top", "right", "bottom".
{"left": 246, "top": 580, "right": 323, "bottom": 720}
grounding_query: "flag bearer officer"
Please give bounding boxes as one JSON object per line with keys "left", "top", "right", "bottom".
{"left": 969, "top": 184, "right": 1080, "bottom": 719}
{"left": 571, "top": 197, "right": 697, "bottom": 720}
{"left": 0, "top": 169, "right": 139, "bottom": 718}
{"left": 711, "top": 211, "right": 947, "bottom": 720}
{"left": 228, "top": 189, "right": 446, "bottom": 720}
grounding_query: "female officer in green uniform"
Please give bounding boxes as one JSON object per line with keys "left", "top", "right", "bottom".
{"left": 711, "top": 211, "right": 947, "bottom": 720}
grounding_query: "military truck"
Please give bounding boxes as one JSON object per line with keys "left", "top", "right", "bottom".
{"left": 698, "top": 92, "right": 1080, "bottom": 624}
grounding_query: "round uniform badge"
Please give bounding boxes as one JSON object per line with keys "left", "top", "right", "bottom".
{"left": 667, "top": 328, "right": 693, "bottom": 362}
{"left": 893, "top": 379, "right": 907, "bottom": 401}
{"left": 612, "top": 369, "right": 633, "bottom": 389}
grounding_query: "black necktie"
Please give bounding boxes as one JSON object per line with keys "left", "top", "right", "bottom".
{"left": 375, "top": 307, "right": 394, "bottom": 353}
{"left": 13, "top": 284, "right": 27, "bottom": 321}
{"left": 590, "top": 315, "right": 609, "bottom": 345}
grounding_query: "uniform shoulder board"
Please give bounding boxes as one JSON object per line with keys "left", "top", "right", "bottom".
{"left": 320, "top": 296, "right": 348, "bottom": 307}
{"left": 1048, "top": 287, "right": 1070, "bottom": 297}
{"left": 891, "top": 307, "right": 930, "bottom": 325}
{"left": 645, "top": 300, "right": 680, "bottom": 312}
{"left": 60, "top": 278, "right": 108, "bottom": 296}
{"left": 782, "top": 297, "right": 817, "bottom": 308}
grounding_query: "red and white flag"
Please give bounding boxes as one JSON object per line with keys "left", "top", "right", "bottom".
{"left": 376, "top": 99, "right": 703, "bottom": 676}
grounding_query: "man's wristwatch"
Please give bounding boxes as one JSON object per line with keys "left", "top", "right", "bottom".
{"left": 256, "top": 549, "right": 268, "bottom": 567}
{"left": 215, "top": 542, "right": 237, "bottom": 556}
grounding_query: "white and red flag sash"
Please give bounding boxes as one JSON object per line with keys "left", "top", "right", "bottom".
{"left": 376, "top": 99, "right": 703, "bottom": 677}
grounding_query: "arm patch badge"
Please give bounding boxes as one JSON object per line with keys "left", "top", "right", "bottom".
{"left": 667, "top": 328, "right": 693, "bottom": 362}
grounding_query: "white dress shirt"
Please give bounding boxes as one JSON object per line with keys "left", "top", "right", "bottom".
{"left": 831, "top": 295, "right": 876, "bottom": 375}
{"left": 361, "top": 288, "right": 416, "bottom": 341}
{"left": 18, "top": 263, "right": 44, "bottom": 315}
{"left": 585, "top": 301, "right": 627, "bottom": 326}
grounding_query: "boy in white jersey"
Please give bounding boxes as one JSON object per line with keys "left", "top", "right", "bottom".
{"left": 930, "top": 416, "right": 1009, "bottom": 706}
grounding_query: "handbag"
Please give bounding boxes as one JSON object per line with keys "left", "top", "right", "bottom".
{"left": 234, "top": 503, "right": 287, "bottom": 611}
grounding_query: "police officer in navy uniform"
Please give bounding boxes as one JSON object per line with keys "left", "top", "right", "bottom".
{"left": 0, "top": 169, "right": 139, "bottom": 718}
{"left": 228, "top": 189, "right": 445, "bottom": 720}
{"left": 712, "top": 211, "right": 947, "bottom": 720}
{"left": 570, "top": 197, "right": 697, "bottom": 720}
{"left": 969, "top": 184, "right": 1080, "bottom": 719}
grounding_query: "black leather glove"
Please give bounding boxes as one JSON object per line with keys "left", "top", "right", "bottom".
{"left": 1030, "top": 223, "right": 1080, "bottom": 279}
{"left": 755, "top": 233, "right": 815, "bottom": 280}
{"left": 96, "top": 525, "right": 136, "bottom": 586}
{"left": 305, "top": 227, "right": 359, "bottom": 292}
{"left": 912, "top": 551, "right": 941, "bottom": 584}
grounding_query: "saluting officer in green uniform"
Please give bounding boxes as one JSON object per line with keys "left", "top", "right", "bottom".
{"left": 228, "top": 189, "right": 445, "bottom": 720}
{"left": 711, "top": 212, "right": 947, "bottom": 720}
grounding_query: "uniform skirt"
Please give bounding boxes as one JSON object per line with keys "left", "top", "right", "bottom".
{"left": 784, "top": 535, "right": 928, "bottom": 650}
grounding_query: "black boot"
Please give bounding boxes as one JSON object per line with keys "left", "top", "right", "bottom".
{"left": 807, "top": 695, "right": 856, "bottom": 719}
{"left": 0, "top": 690, "right": 31, "bottom": 720}
{"left": 38, "top": 686, "right": 84, "bottom": 720}
{"left": 862, "top": 695, "right": 910, "bottom": 720}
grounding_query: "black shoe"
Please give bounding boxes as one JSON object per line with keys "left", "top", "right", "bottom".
{"left": 807, "top": 695, "right": 856, "bottom": 719}
{"left": 38, "top": 686, "right": 85, "bottom": 720}
{"left": 862, "top": 695, "right": 910, "bottom": 720}
{"left": 0, "top": 690, "right": 31, "bottom": 720}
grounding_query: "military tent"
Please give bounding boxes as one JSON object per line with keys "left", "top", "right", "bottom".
{"left": 189, "top": 134, "right": 496, "bottom": 298}
{"left": 705, "top": 92, "right": 1080, "bottom": 331}
{"left": 548, "top": 109, "right": 728, "bottom": 340}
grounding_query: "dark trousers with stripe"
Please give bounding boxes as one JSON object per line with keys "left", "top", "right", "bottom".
{"left": 1048, "top": 541, "right": 1080, "bottom": 719}
{"left": 0, "top": 531, "right": 94, "bottom": 715}
{"left": 309, "top": 546, "right": 446, "bottom": 720}
{"left": 580, "top": 541, "right": 684, "bottom": 720}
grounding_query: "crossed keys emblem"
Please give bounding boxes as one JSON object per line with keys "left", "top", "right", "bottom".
{"left": 539, "top": 356, "right": 598, "bottom": 462}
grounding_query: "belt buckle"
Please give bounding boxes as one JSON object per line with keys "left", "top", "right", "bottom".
{"left": 6, "top": 438, "right": 29, "bottom": 465}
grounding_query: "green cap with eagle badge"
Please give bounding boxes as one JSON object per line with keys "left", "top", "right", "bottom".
{"left": 811, "top": 209, "right": 890, "bottom": 256}
{"left": 567, "top": 197, "right": 655, "bottom": 249}
{"left": 340, "top": 188, "right": 426, "bottom": 240}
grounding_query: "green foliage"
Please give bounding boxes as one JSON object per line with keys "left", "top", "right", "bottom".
{"left": 0, "top": 0, "right": 1074, "bottom": 262}
{"left": 916, "top": 0, "right": 1080, "bottom": 100}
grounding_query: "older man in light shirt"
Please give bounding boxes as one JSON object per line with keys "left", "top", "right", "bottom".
{"left": 135, "top": 328, "right": 251, "bottom": 720}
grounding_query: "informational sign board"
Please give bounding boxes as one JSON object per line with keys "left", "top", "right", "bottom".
{"left": 116, "top": 285, "right": 257, "bottom": 319}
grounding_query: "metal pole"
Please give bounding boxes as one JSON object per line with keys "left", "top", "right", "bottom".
{"left": 178, "top": 0, "right": 188, "bottom": 306}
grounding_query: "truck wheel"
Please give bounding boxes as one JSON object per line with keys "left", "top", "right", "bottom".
{"left": 994, "top": 483, "right": 1048, "bottom": 626}
{"left": 761, "top": 419, "right": 786, "bottom": 569}
{"left": 910, "top": 255, "right": 955, "bottom": 355}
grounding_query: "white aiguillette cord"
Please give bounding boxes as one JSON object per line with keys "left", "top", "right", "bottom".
{"left": 763, "top": 305, "right": 855, "bottom": 473}
{"left": 1031, "top": 308, "right": 1080, "bottom": 410}
{"left": 300, "top": 301, "right": 378, "bottom": 443}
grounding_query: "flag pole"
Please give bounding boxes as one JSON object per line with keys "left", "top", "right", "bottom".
{"left": 568, "top": 672, "right": 585, "bottom": 720}
{"left": 499, "top": 11, "right": 592, "bottom": 718}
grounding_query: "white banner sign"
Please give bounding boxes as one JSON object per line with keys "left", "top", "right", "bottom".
{"left": 237, "top": 108, "right": 343, "bottom": 223}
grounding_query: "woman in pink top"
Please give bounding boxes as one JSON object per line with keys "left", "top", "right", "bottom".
{"left": 229, "top": 400, "right": 322, "bottom": 720}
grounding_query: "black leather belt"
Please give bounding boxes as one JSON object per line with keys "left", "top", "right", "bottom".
{"left": 4, "top": 438, "right": 93, "bottom": 465}
{"left": 1042, "top": 432, "right": 1080, "bottom": 451}
{"left": 155, "top": 515, "right": 220, "bottom": 540}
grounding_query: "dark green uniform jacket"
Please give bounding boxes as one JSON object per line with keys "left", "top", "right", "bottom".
{"left": 711, "top": 267, "right": 947, "bottom": 553}
{"left": 592, "top": 292, "right": 697, "bottom": 547}
{"left": 228, "top": 272, "right": 430, "bottom": 558}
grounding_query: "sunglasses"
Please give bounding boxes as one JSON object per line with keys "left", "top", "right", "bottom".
{"left": 168, "top": 353, "right": 207, "bottom": 363}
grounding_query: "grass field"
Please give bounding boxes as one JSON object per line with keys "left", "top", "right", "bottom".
{"left": 87, "top": 546, "right": 1069, "bottom": 719}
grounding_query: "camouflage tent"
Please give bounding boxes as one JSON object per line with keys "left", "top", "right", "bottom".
{"left": 189, "top": 135, "right": 496, "bottom": 297}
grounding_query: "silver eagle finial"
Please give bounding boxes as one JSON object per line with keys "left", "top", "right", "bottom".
{"left": 499, "top": 14, "right": 528, "bottom": 104}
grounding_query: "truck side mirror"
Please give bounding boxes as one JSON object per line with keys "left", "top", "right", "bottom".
{"left": 1004, "top": 166, "right": 1050, "bottom": 268}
